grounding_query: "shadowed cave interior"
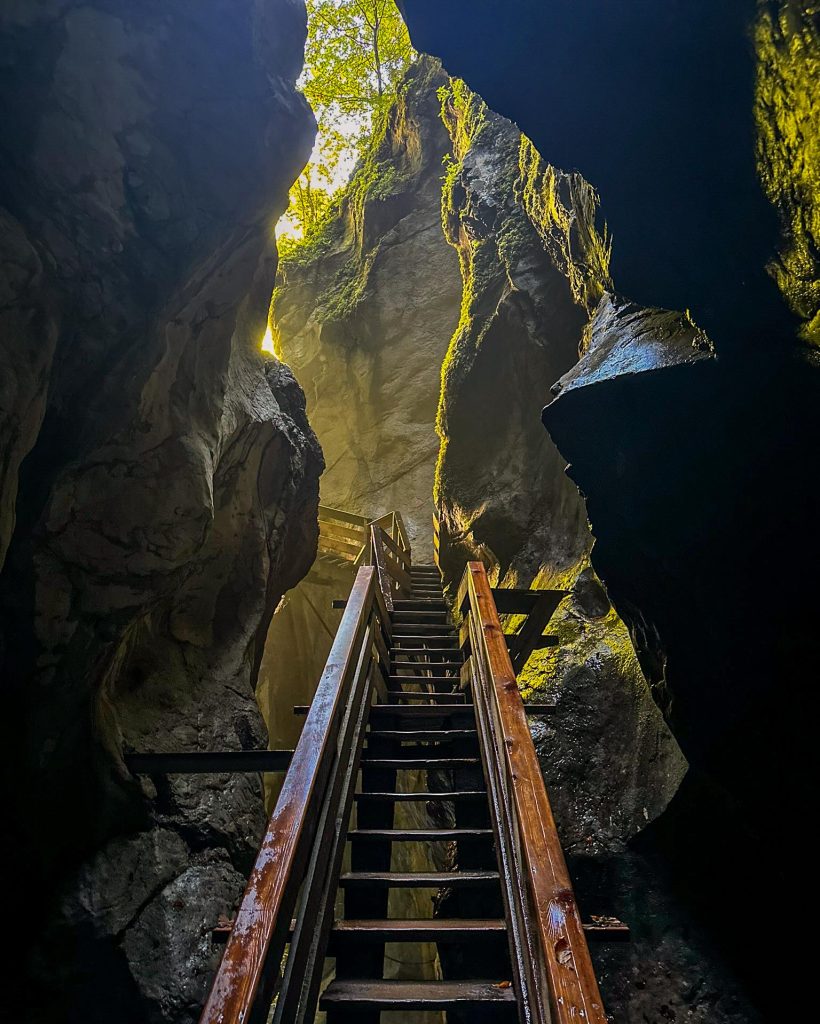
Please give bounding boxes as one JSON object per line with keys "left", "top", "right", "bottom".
{"left": 0, "top": 1, "right": 817, "bottom": 1022}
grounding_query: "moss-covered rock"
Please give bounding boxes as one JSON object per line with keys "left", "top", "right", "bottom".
{"left": 433, "top": 77, "right": 686, "bottom": 854}
{"left": 755, "top": 1, "right": 820, "bottom": 345}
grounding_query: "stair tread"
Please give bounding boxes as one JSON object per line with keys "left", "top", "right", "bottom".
{"left": 391, "top": 648, "right": 463, "bottom": 656}
{"left": 340, "top": 870, "right": 499, "bottom": 886}
{"left": 367, "top": 729, "right": 477, "bottom": 741}
{"left": 389, "top": 675, "right": 460, "bottom": 683}
{"left": 369, "top": 705, "right": 474, "bottom": 716}
{"left": 354, "top": 790, "right": 486, "bottom": 801}
{"left": 349, "top": 828, "right": 491, "bottom": 840}
{"left": 388, "top": 693, "right": 466, "bottom": 703}
{"left": 320, "top": 979, "right": 515, "bottom": 1010}
{"left": 333, "top": 918, "right": 505, "bottom": 933}
{"left": 393, "top": 626, "right": 457, "bottom": 634}
{"left": 392, "top": 632, "right": 454, "bottom": 638}
{"left": 394, "top": 601, "right": 447, "bottom": 609}
{"left": 361, "top": 757, "right": 480, "bottom": 768}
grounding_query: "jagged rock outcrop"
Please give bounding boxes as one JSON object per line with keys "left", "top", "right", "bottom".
{"left": 434, "top": 79, "right": 687, "bottom": 855}
{"left": 0, "top": 3, "right": 322, "bottom": 1021}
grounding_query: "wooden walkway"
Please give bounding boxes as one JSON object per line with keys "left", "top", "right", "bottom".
{"left": 193, "top": 514, "right": 615, "bottom": 1024}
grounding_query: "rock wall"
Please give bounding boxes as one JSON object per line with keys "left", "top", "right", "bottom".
{"left": 402, "top": 3, "right": 818, "bottom": 1018}
{"left": 434, "top": 78, "right": 686, "bottom": 856}
{"left": 272, "top": 57, "right": 463, "bottom": 558}
{"left": 0, "top": 3, "right": 322, "bottom": 1021}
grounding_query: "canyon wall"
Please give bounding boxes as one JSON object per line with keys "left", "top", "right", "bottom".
{"left": 402, "top": 2, "right": 818, "bottom": 1017}
{"left": 433, "top": 78, "right": 686, "bottom": 855}
{"left": 0, "top": 3, "right": 322, "bottom": 1021}
{"left": 271, "top": 49, "right": 763, "bottom": 1020}
{"left": 273, "top": 58, "right": 463, "bottom": 557}
{"left": 273, "top": 58, "right": 685, "bottom": 854}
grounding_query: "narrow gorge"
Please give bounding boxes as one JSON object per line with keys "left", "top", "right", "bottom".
{"left": 1, "top": 2, "right": 816, "bottom": 1023}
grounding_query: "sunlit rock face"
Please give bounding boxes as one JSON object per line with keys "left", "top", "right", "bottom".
{"left": 271, "top": 54, "right": 685, "bottom": 854}
{"left": 434, "top": 80, "right": 687, "bottom": 856}
{"left": 273, "top": 57, "right": 463, "bottom": 559}
{"left": 0, "top": 2, "right": 321, "bottom": 1021}
{"left": 755, "top": 1, "right": 820, "bottom": 345}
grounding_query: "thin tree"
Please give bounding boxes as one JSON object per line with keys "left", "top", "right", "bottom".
{"left": 278, "top": 0, "right": 414, "bottom": 244}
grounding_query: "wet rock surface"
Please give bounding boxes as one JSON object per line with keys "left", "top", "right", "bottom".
{"left": 0, "top": 2, "right": 321, "bottom": 1020}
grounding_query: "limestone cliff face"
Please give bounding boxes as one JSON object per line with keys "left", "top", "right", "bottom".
{"left": 273, "top": 57, "right": 463, "bottom": 557}
{"left": 0, "top": 3, "right": 322, "bottom": 1021}
{"left": 271, "top": 60, "right": 685, "bottom": 856}
{"left": 434, "top": 79, "right": 687, "bottom": 855}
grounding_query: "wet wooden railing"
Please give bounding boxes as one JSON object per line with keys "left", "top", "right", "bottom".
{"left": 199, "top": 566, "right": 391, "bottom": 1024}
{"left": 457, "top": 561, "right": 607, "bottom": 1024}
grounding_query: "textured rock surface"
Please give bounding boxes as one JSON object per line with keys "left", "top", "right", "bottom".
{"left": 754, "top": 1, "right": 820, "bottom": 344}
{"left": 434, "top": 79, "right": 687, "bottom": 855}
{"left": 0, "top": 3, "right": 321, "bottom": 1020}
{"left": 272, "top": 57, "right": 462, "bottom": 558}
{"left": 400, "top": 9, "right": 819, "bottom": 1015}
{"left": 401, "top": 0, "right": 792, "bottom": 350}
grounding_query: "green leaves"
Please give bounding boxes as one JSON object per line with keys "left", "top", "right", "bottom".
{"left": 278, "top": 0, "right": 415, "bottom": 246}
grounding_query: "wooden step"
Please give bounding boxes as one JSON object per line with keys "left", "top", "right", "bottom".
{"left": 331, "top": 918, "right": 505, "bottom": 941}
{"left": 391, "top": 610, "right": 448, "bottom": 618}
{"left": 295, "top": 702, "right": 499, "bottom": 716}
{"left": 391, "top": 667, "right": 463, "bottom": 675}
{"left": 391, "top": 637, "right": 459, "bottom": 648}
{"left": 339, "top": 870, "right": 499, "bottom": 888}
{"left": 369, "top": 704, "right": 474, "bottom": 718}
{"left": 367, "top": 729, "right": 477, "bottom": 742}
{"left": 392, "top": 624, "right": 457, "bottom": 635}
{"left": 391, "top": 648, "right": 463, "bottom": 657}
{"left": 360, "top": 757, "right": 480, "bottom": 768}
{"left": 387, "top": 692, "right": 465, "bottom": 703}
{"left": 320, "top": 979, "right": 515, "bottom": 1011}
{"left": 390, "top": 673, "right": 461, "bottom": 682}
{"left": 349, "top": 828, "right": 492, "bottom": 842}
{"left": 354, "top": 790, "right": 486, "bottom": 802}
{"left": 394, "top": 599, "right": 447, "bottom": 610}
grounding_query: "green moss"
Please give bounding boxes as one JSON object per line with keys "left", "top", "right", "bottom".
{"left": 516, "top": 135, "right": 612, "bottom": 308}
{"left": 433, "top": 75, "right": 612, "bottom": 502}
{"left": 755, "top": 3, "right": 820, "bottom": 345}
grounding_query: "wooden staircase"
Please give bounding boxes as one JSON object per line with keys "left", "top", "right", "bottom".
{"left": 199, "top": 519, "right": 611, "bottom": 1024}
{"left": 323, "top": 563, "right": 513, "bottom": 1019}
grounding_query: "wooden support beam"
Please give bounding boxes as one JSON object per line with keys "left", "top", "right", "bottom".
{"left": 126, "top": 751, "right": 294, "bottom": 774}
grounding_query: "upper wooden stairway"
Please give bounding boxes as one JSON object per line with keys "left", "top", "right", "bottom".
{"left": 198, "top": 513, "right": 613, "bottom": 1024}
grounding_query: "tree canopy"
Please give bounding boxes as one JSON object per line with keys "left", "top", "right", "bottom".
{"left": 277, "top": 0, "right": 415, "bottom": 248}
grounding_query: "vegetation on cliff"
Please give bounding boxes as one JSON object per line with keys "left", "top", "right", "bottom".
{"left": 277, "top": 0, "right": 414, "bottom": 246}
{"left": 755, "top": 1, "right": 820, "bottom": 345}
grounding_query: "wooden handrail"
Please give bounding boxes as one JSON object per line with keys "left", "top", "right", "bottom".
{"left": 317, "top": 504, "right": 410, "bottom": 567}
{"left": 369, "top": 524, "right": 411, "bottom": 610}
{"left": 458, "top": 562, "right": 607, "bottom": 1024}
{"left": 199, "top": 566, "right": 388, "bottom": 1024}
